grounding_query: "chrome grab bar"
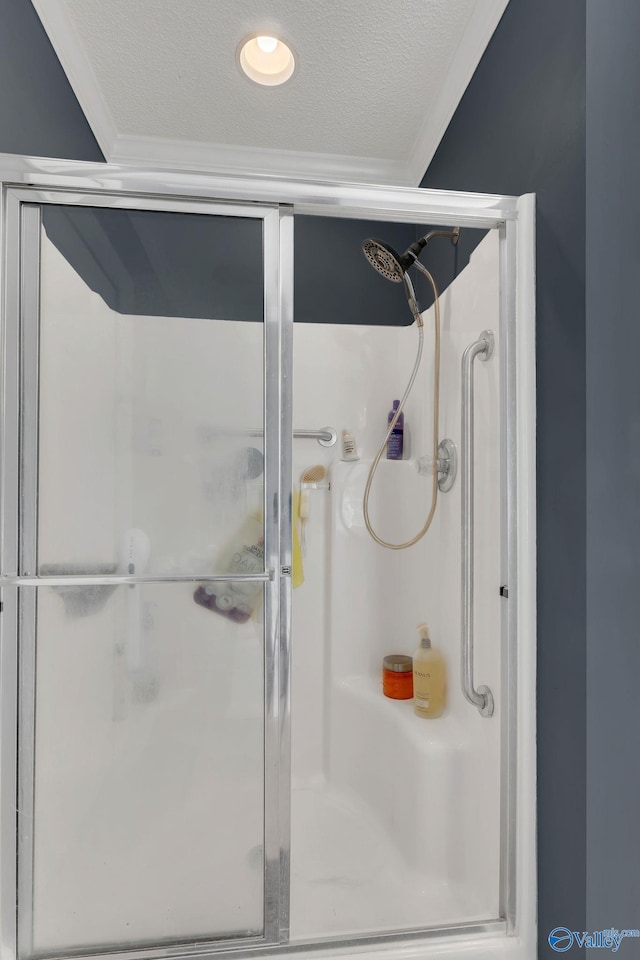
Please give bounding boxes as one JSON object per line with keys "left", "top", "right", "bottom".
{"left": 199, "top": 426, "right": 337, "bottom": 447}
{"left": 461, "top": 330, "right": 495, "bottom": 718}
{"left": 293, "top": 427, "right": 337, "bottom": 447}
{"left": 246, "top": 427, "right": 337, "bottom": 447}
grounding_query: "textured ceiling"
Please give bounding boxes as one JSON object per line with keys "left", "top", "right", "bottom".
{"left": 31, "top": 0, "right": 510, "bottom": 184}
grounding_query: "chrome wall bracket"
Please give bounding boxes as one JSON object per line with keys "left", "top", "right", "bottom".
{"left": 476, "top": 685, "right": 495, "bottom": 718}
{"left": 316, "top": 427, "right": 337, "bottom": 447}
{"left": 478, "top": 329, "right": 495, "bottom": 362}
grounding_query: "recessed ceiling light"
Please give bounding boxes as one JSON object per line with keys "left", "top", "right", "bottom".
{"left": 256, "top": 35, "right": 278, "bottom": 54}
{"left": 238, "top": 34, "right": 296, "bottom": 86}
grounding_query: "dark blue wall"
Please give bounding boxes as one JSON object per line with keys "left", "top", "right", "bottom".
{"left": 9, "top": 0, "right": 632, "bottom": 954}
{"left": 42, "top": 206, "right": 423, "bottom": 326}
{"left": 0, "top": 0, "right": 102, "bottom": 160}
{"left": 586, "top": 0, "right": 640, "bottom": 941}
{"left": 420, "top": 1, "right": 586, "bottom": 955}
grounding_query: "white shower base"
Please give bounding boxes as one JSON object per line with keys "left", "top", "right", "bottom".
{"left": 290, "top": 781, "right": 487, "bottom": 942}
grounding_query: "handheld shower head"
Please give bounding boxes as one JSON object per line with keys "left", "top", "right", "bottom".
{"left": 362, "top": 227, "right": 461, "bottom": 283}
{"left": 361, "top": 239, "right": 408, "bottom": 283}
{"left": 362, "top": 227, "right": 461, "bottom": 324}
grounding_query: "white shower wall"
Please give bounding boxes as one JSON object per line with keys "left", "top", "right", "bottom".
{"left": 28, "top": 224, "right": 503, "bottom": 952}
{"left": 290, "top": 230, "right": 502, "bottom": 939}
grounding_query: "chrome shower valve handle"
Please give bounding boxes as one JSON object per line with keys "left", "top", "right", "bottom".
{"left": 416, "top": 439, "right": 458, "bottom": 493}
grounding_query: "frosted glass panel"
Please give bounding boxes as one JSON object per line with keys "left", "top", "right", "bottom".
{"left": 17, "top": 204, "right": 269, "bottom": 957}
{"left": 36, "top": 207, "right": 264, "bottom": 578}
{"left": 24, "top": 581, "right": 265, "bottom": 953}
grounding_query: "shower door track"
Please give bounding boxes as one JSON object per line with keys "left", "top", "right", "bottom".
{"left": 0, "top": 155, "right": 537, "bottom": 960}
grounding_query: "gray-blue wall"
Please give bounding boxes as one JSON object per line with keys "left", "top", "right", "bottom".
{"left": 7, "top": 0, "right": 640, "bottom": 955}
{"left": 41, "top": 205, "right": 424, "bottom": 326}
{"left": 586, "top": 0, "right": 640, "bottom": 943}
{"left": 419, "top": 1, "right": 587, "bottom": 956}
{"left": 0, "top": 0, "right": 102, "bottom": 160}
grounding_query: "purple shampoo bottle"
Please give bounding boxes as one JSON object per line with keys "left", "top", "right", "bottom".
{"left": 387, "top": 400, "right": 404, "bottom": 460}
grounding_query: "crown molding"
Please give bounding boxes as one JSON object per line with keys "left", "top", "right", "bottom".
{"left": 30, "top": 0, "right": 119, "bottom": 158}
{"left": 110, "top": 134, "right": 415, "bottom": 187}
{"left": 406, "top": 0, "right": 511, "bottom": 185}
{"left": 31, "top": 0, "right": 509, "bottom": 188}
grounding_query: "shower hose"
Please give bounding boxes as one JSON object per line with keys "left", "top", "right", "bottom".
{"left": 363, "top": 265, "right": 441, "bottom": 550}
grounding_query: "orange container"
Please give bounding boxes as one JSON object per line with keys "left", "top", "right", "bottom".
{"left": 382, "top": 655, "right": 414, "bottom": 699}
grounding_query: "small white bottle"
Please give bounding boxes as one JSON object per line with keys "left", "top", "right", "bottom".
{"left": 341, "top": 429, "right": 359, "bottom": 461}
{"left": 413, "top": 623, "right": 447, "bottom": 718}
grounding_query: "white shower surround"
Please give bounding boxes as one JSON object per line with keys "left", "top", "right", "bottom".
{"left": 0, "top": 157, "right": 537, "bottom": 960}
{"left": 290, "top": 232, "right": 502, "bottom": 939}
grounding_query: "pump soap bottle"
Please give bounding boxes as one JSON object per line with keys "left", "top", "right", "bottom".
{"left": 413, "top": 623, "right": 446, "bottom": 718}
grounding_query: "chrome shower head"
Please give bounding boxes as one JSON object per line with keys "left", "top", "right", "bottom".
{"left": 362, "top": 228, "right": 461, "bottom": 284}
{"left": 362, "top": 228, "right": 461, "bottom": 325}
{"left": 361, "top": 239, "right": 408, "bottom": 283}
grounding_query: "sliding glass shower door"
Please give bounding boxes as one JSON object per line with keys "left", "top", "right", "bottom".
{"left": 1, "top": 196, "right": 290, "bottom": 958}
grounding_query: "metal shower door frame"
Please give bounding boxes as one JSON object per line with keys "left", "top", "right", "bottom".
{"left": 0, "top": 155, "right": 537, "bottom": 960}
{"left": 0, "top": 183, "right": 294, "bottom": 959}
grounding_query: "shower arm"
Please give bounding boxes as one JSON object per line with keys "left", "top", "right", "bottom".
{"left": 409, "top": 227, "right": 461, "bottom": 263}
{"left": 402, "top": 232, "right": 459, "bottom": 326}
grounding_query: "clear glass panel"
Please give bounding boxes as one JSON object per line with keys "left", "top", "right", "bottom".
{"left": 36, "top": 206, "right": 265, "bottom": 578}
{"left": 21, "top": 581, "right": 265, "bottom": 954}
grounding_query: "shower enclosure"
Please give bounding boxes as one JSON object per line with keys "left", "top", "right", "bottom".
{"left": 0, "top": 156, "right": 537, "bottom": 960}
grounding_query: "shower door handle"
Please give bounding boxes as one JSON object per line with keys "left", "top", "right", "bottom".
{"left": 461, "top": 330, "right": 495, "bottom": 718}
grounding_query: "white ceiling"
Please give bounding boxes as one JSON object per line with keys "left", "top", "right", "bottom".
{"left": 31, "top": 0, "right": 510, "bottom": 185}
